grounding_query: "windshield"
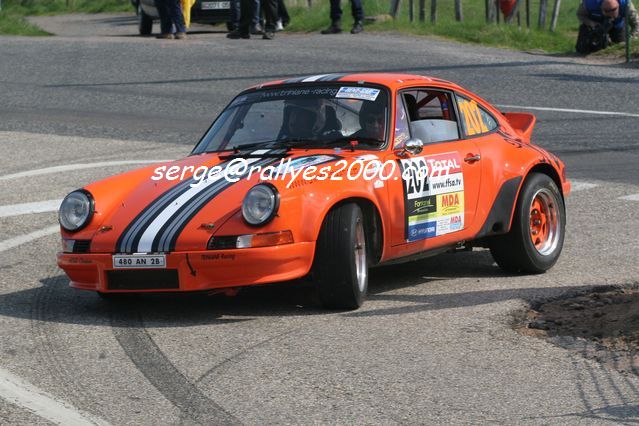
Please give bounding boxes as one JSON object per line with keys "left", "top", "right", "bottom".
{"left": 193, "top": 85, "right": 389, "bottom": 153}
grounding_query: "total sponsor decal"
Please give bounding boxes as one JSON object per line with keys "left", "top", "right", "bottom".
{"left": 400, "top": 152, "right": 463, "bottom": 200}
{"left": 400, "top": 152, "right": 465, "bottom": 242}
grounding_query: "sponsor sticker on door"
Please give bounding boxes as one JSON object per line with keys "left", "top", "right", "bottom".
{"left": 399, "top": 152, "right": 465, "bottom": 242}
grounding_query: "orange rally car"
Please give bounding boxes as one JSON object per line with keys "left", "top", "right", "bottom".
{"left": 57, "top": 73, "right": 570, "bottom": 309}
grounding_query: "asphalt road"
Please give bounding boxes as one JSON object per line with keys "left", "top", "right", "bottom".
{"left": 1, "top": 13, "right": 639, "bottom": 425}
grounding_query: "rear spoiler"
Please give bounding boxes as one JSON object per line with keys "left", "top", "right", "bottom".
{"left": 502, "top": 112, "right": 536, "bottom": 143}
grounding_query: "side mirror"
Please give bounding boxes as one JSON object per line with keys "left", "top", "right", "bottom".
{"left": 396, "top": 138, "right": 423, "bottom": 157}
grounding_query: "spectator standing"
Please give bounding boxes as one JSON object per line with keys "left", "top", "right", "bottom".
{"left": 576, "top": 0, "right": 639, "bottom": 53}
{"left": 228, "top": 0, "right": 264, "bottom": 36}
{"left": 155, "top": 0, "right": 188, "bottom": 39}
{"left": 229, "top": 0, "right": 241, "bottom": 31}
{"left": 250, "top": 0, "right": 263, "bottom": 34}
{"left": 228, "top": 0, "right": 277, "bottom": 39}
{"left": 275, "top": 0, "right": 290, "bottom": 31}
{"left": 321, "top": 0, "right": 364, "bottom": 34}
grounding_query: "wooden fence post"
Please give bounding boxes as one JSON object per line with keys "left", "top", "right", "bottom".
{"left": 549, "top": 0, "right": 561, "bottom": 32}
{"left": 409, "top": 0, "right": 414, "bottom": 22}
{"left": 495, "top": 0, "right": 500, "bottom": 23}
{"left": 526, "top": 0, "right": 530, "bottom": 27}
{"left": 419, "top": 0, "right": 426, "bottom": 22}
{"left": 505, "top": 0, "right": 522, "bottom": 24}
{"left": 538, "top": 0, "right": 548, "bottom": 29}
{"left": 454, "top": 0, "right": 463, "bottom": 21}
{"left": 626, "top": 0, "right": 631, "bottom": 62}
{"left": 390, "top": 0, "right": 401, "bottom": 18}
{"left": 431, "top": 0, "right": 437, "bottom": 24}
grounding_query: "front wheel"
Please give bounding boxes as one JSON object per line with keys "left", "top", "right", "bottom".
{"left": 313, "top": 203, "right": 368, "bottom": 310}
{"left": 490, "top": 173, "right": 565, "bottom": 273}
{"left": 138, "top": 4, "right": 153, "bottom": 35}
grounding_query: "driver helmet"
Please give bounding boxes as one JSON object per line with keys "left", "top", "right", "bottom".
{"left": 358, "top": 100, "right": 386, "bottom": 129}
{"left": 283, "top": 98, "right": 327, "bottom": 138}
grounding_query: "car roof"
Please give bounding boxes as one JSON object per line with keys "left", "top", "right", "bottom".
{"left": 253, "top": 73, "right": 463, "bottom": 91}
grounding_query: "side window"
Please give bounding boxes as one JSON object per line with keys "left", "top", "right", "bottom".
{"left": 456, "top": 95, "right": 498, "bottom": 137}
{"left": 402, "top": 89, "right": 460, "bottom": 144}
{"left": 393, "top": 94, "right": 410, "bottom": 149}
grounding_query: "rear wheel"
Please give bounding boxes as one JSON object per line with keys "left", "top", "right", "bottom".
{"left": 138, "top": 4, "right": 153, "bottom": 35}
{"left": 313, "top": 203, "right": 368, "bottom": 310}
{"left": 490, "top": 173, "right": 565, "bottom": 273}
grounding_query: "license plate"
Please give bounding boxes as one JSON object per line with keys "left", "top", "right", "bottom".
{"left": 113, "top": 254, "right": 166, "bottom": 269}
{"left": 201, "top": 1, "right": 229, "bottom": 10}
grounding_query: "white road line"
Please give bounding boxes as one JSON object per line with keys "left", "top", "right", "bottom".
{"left": 570, "top": 180, "right": 599, "bottom": 192}
{"left": 0, "top": 160, "right": 171, "bottom": 181}
{"left": 0, "top": 366, "right": 109, "bottom": 425}
{"left": 619, "top": 193, "right": 639, "bottom": 201}
{"left": 0, "top": 199, "right": 62, "bottom": 218}
{"left": 0, "top": 225, "right": 59, "bottom": 253}
{"left": 496, "top": 104, "right": 639, "bottom": 118}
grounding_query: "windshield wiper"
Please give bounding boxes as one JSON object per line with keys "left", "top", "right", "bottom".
{"left": 316, "top": 136, "right": 386, "bottom": 151}
{"left": 217, "top": 139, "right": 312, "bottom": 159}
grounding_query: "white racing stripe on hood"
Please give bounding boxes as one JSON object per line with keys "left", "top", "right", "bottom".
{"left": 135, "top": 150, "right": 269, "bottom": 253}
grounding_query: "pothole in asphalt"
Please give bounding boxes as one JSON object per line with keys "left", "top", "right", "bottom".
{"left": 515, "top": 285, "right": 639, "bottom": 375}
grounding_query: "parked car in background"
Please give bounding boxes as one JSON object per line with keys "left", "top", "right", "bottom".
{"left": 130, "top": 0, "right": 232, "bottom": 35}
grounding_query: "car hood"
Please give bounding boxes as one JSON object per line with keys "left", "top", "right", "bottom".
{"left": 87, "top": 149, "right": 357, "bottom": 253}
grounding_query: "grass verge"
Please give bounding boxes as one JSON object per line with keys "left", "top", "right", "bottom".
{"left": 0, "top": 9, "right": 50, "bottom": 35}
{"left": 0, "top": 0, "right": 635, "bottom": 60}
{"left": 0, "top": 0, "right": 130, "bottom": 35}
{"left": 285, "top": 0, "right": 634, "bottom": 56}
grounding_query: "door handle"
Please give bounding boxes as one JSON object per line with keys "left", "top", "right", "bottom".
{"left": 464, "top": 154, "right": 481, "bottom": 163}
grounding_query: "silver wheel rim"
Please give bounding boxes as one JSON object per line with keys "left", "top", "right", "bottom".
{"left": 529, "top": 188, "right": 561, "bottom": 256}
{"left": 354, "top": 218, "right": 367, "bottom": 292}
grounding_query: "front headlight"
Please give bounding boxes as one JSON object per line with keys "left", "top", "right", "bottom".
{"left": 58, "top": 190, "right": 94, "bottom": 232}
{"left": 241, "top": 184, "right": 279, "bottom": 226}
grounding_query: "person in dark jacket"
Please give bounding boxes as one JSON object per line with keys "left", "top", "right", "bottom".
{"left": 576, "top": 0, "right": 639, "bottom": 53}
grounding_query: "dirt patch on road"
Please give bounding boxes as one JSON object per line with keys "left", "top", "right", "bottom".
{"left": 517, "top": 286, "right": 639, "bottom": 375}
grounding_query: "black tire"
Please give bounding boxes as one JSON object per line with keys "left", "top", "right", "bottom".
{"left": 138, "top": 5, "right": 153, "bottom": 35}
{"left": 490, "top": 173, "right": 565, "bottom": 273}
{"left": 313, "top": 203, "right": 368, "bottom": 310}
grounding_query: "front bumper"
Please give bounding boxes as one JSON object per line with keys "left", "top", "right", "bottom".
{"left": 57, "top": 242, "right": 315, "bottom": 293}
